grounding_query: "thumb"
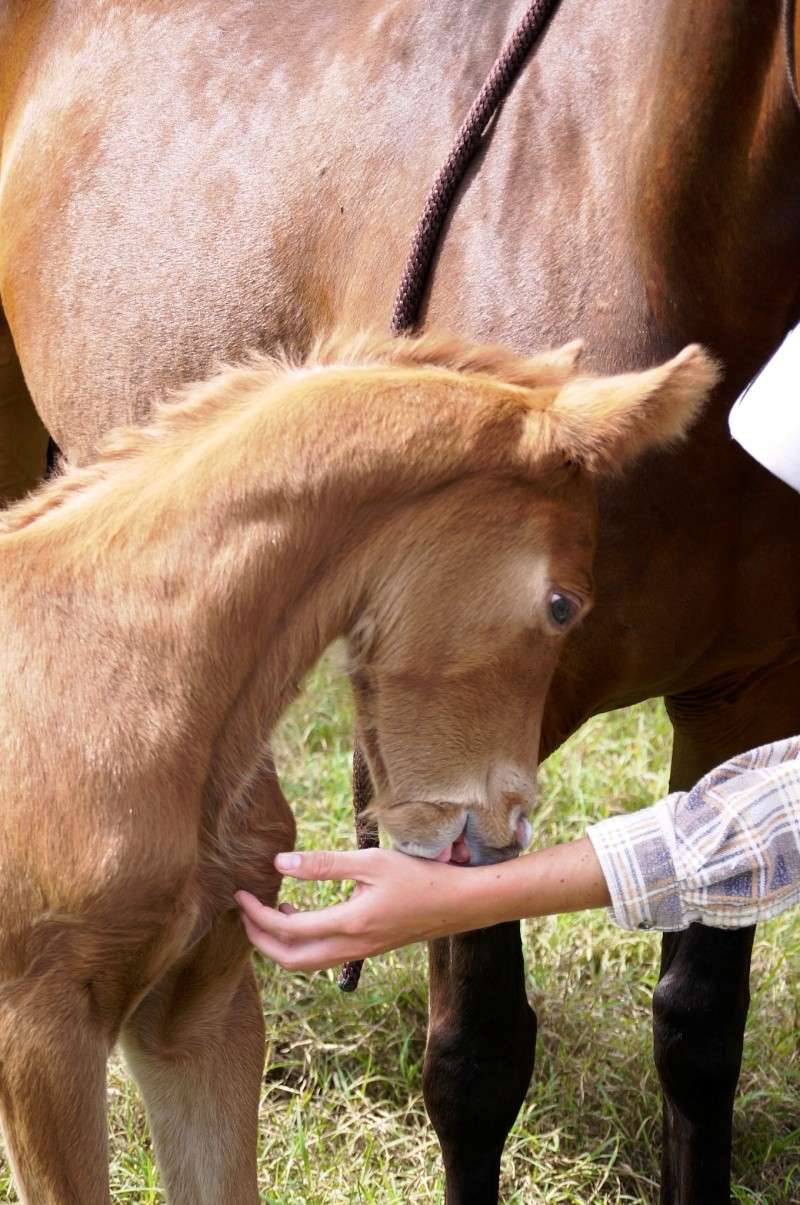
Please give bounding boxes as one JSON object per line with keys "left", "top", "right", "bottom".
{"left": 274, "top": 849, "right": 371, "bottom": 882}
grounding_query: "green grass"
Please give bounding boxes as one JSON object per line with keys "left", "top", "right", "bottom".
{"left": 1, "top": 657, "right": 798, "bottom": 1202}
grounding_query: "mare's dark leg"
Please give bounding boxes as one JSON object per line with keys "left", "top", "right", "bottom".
{"left": 348, "top": 742, "right": 534, "bottom": 1202}
{"left": 654, "top": 924, "right": 754, "bottom": 1204}
{"left": 424, "top": 923, "right": 536, "bottom": 1205}
{"left": 658, "top": 666, "right": 800, "bottom": 1203}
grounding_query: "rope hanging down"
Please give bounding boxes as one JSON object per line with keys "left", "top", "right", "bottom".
{"left": 339, "top": 0, "right": 562, "bottom": 992}
{"left": 390, "top": 0, "right": 563, "bottom": 336}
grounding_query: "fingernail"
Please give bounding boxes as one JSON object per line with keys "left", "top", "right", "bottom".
{"left": 275, "top": 852, "right": 301, "bottom": 871}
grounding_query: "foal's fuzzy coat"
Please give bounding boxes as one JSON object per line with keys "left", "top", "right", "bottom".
{"left": 0, "top": 331, "right": 716, "bottom": 1203}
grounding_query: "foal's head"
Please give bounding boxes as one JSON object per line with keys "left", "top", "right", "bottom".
{"left": 347, "top": 340, "right": 718, "bottom": 865}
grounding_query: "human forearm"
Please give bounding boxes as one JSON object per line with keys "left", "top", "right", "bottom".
{"left": 463, "top": 836, "right": 611, "bottom": 928}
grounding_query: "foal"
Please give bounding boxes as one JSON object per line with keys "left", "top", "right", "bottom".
{"left": 0, "top": 331, "right": 715, "bottom": 1203}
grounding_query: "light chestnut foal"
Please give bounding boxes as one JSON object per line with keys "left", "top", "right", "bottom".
{"left": 0, "top": 331, "right": 715, "bottom": 1203}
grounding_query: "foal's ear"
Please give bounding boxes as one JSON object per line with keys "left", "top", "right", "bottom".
{"left": 529, "top": 339, "right": 584, "bottom": 385}
{"left": 530, "top": 345, "right": 721, "bottom": 474}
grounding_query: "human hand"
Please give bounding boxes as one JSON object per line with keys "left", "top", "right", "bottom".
{"left": 235, "top": 847, "right": 495, "bottom": 973}
{"left": 236, "top": 836, "right": 609, "bottom": 973}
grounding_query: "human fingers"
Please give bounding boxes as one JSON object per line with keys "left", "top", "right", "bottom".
{"left": 240, "top": 911, "right": 365, "bottom": 972}
{"left": 272, "top": 849, "right": 378, "bottom": 882}
{"left": 235, "top": 889, "right": 364, "bottom": 942}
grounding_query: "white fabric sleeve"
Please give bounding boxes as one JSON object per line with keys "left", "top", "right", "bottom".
{"left": 728, "top": 324, "right": 800, "bottom": 492}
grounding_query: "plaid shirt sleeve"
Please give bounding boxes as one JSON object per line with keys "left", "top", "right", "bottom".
{"left": 586, "top": 737, "right": 800, "bottom": 931}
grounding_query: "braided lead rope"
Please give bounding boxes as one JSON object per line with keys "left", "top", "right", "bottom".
{"left": 337, "top": 745, "right": 377, "bottom": 991}
{"left": 390, "top": 0, "right": 563, "bottom": 336}
{"left": 338, "top": 0, "right": 562, "bottom": 993}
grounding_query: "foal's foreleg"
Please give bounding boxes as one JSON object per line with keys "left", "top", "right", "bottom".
{"left": 121, "top": 761, "right": 293, "bottom": 1203}
{"left": 121, "top": 915, "right": 264, "bottom": 1205}
{"left": 424, "top": 923, "right": 536, "bottom": 1205}
{"left": 0, "top": 981, "right": 111, "bottom": 1203}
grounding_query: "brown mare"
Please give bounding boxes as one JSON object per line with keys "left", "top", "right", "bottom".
{"left": 1, "top": 1, "right": 799, "bottom": 1201}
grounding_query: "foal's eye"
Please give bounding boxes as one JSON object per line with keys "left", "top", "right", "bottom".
{"left": 548, "top": 591, "right": 578, "bottom": 629}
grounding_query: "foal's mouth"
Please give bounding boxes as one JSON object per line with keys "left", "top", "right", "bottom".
{"left": 432, "top": 813, "right": 532, "bottom": 866}
{"left": 433, "top": 829, "right": 472, "bottom": 865}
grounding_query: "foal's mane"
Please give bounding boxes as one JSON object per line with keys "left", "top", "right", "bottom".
{"left": 0, "top": 330, "right": 559, "bottom": 536}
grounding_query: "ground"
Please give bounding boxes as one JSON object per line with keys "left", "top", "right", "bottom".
{"left": 1, "top": 657, "right": 797, "bottom": 1203}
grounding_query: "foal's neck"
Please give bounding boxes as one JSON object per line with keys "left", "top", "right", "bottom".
{"left": 2, "top": 355, "right": 527, "bottom": 796}
{"left": 12, "top": 376, "right": 386, "bottom": 730}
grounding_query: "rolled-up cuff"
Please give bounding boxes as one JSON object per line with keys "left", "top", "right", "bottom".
{"left": 587, "top": 798, "right": 691, "bottom": 932}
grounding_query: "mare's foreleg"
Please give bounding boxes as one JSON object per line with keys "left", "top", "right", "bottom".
{"left": 658, "top": 667, "right": 800, "bottom": 1203}
{"left": 424, "top": 923, "right": 536, "bottom": 1205}
{"left": 654, "top": 924, "right": 754, "bottom": 1204}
